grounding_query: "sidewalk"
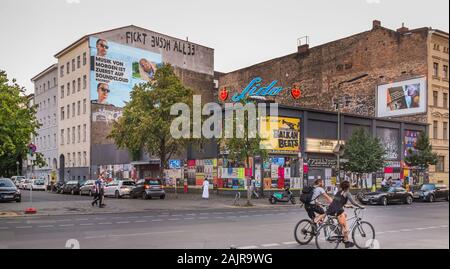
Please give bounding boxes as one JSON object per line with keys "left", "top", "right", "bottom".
{"left": 0, "top": 193, "right": 297, "bottom": 218}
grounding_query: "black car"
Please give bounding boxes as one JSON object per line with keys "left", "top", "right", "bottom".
{"left": 0, "top": 178, "right": 21, "bottom": 202}
{"left": 413, "top": 183, "right": 449, "bottom": 202}
{"left": 359, "top": 187, "right": 413, "bottom": 206}
{"left": 130, "top": 178, "right": 165, "bottom": 200}
{"left": 60, "top": 181, "right": 82, "bottom": 195}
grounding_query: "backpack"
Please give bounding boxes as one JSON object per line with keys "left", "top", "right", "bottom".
{"left": 300, "top": 186, "right": 315, "bottom": 204}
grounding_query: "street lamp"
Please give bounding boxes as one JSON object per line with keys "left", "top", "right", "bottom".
{"left": 336, "top": 73, "right": 369, "bottom": 183}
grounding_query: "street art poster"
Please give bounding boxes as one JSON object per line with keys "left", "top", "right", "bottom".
{"left": 377, "top": 128, "right": 399, "bottom": 160}
{"left": 404, "top": 130, "right": 420, "bottom": 157}
{"left": 259, "top": 116, "right": 300, "bottom": 154}
{"left": 376, "top": 77, "right": 427, "bottom": 117}
{"left": 89, "top": 37, "right": 162, "bottom": 107}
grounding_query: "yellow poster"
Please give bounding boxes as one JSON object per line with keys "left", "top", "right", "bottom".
{"left": 260, "top": 116, "right": 300, "bottom": 154}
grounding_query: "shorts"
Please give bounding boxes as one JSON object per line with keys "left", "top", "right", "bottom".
{"left": 305, "top": 204, "right": 325, "bottom": 220}
{"left": 326, "top": 208, "right": 345, "bottom": 217}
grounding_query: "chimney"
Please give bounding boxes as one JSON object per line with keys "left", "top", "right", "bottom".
{"left": 372, "top": 20, "right": 381, "bottom": 29}
{"left": 397, "top": 23, "right": 410, "bottom": 34}
{"left": 297, "top": 44, "right": 309, "bottom": 55}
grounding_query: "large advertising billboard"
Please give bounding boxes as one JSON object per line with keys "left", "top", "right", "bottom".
{"left": 376, "top": 77, "right": 427, "bottom": 117}
{"left": 259, "top": 116, "right": 300, "bottom": 155}
{"left": 89, "top": 37, "right": 162, "bottom": 107}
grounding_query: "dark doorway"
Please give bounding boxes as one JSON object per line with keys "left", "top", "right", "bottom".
{"left": 59, "top": 154, "right": 65, "bottom": 183}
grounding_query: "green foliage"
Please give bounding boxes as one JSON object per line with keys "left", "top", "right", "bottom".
{"left": 108, "top": 64, "right": 194, "bottom": 176}
{"left": 404, "top": 132, "right": 438, "bottom": 170}
{"left": 342, "top": 128, "right": 385, "bottom": 175}
{"left": 0, "top": 70, "right": 43, "bottom": 176}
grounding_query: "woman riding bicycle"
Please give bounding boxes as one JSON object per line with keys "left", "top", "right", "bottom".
{"left": 326, "top": 180, "right": 365, "bottom": 248}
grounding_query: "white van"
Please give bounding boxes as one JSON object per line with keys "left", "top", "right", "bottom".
{"left": 31, "top": 178, "right": 46, "bottom": 191}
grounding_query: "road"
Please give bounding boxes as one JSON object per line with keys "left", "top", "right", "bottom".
{"left": 18, "top": 190, "right": 92, "bottom": 202}
{"left": 0, "top": 198, "right": 448, "bottom": 249}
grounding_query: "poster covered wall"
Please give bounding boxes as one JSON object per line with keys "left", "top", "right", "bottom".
{"left": 376, "top": 128, "right": 399, "bottom": 160}
{"left": 404, "top": 130, "right": 420, "bottom": 157}
{"left": 89, "top": 37, "right": 162, "bottom": 107}
{"left": 259, "top": 116, "right": 300, "bottom": 154}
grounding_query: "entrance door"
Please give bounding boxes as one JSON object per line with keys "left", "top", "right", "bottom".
{"left": 59, "top": 154, "right": 65, "bottom": 182}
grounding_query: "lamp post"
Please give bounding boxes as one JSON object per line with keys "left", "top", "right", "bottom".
{"left": 336, "top": 74, "right": 369, "bottom": 183}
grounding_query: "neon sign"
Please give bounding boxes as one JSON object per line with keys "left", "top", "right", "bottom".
{"left": 231, "top": 77, "right": 284, "bottom": 102}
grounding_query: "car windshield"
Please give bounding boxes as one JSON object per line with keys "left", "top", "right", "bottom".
{"left": 388, "top": 187, "right": 396, "bottom": 193}
{"left": 146, "top": 179, "right": 161, "bottom": 185}
{"left": 0, "top": 179, "right": 15, "bottom": 188}
{"left": 420, "top": 184, "right": 435, "bottom": 191}
{"left": 122, "top": 181, "right": 135, "bottom": 186}
{"left": 34, "top": 180, "right": 44, "bottom": 185}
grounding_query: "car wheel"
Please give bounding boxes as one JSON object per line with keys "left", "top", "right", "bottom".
{"left": 380, "top": 197, "right": 387, "bottom": 206}
{"left": 115, "top": 190, "right": 120, "bottom": 199}
{"left": 142, "top": 192, "right": 147, "bottom": 200}
{"left": 160, "top": 195, "right": 165, "bottom": 200}
{"left": 428, "top": 195, "right": 435, "bottom": 203}
{"left": 405, "top": 196, "right": 413, "bottom": 205}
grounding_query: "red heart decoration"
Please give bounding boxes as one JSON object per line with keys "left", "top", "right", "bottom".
{"left": 219, "top": 87, "right": 228, "bottom": 101}
{"left": 291, "top": 86, "right": 301, "bottom": 99}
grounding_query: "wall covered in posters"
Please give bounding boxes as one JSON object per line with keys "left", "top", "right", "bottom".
{"left": 89, "top": 37, "right": 162, "bottom": 107}
{"left": 376, "top": 77, "right": 427, "bottom": 117}
{"left": 404, "top": 130, "right": 420, "bottom": 157}
{"left": 376, "top": 128, "right": 399, "bottom": 160}
{"left": 259, "top": 116, "right": 300, "bottom": 154}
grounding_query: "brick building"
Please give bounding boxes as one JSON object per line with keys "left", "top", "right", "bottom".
{"left": 218, "top": 20, "right": 449, "bottom": 184}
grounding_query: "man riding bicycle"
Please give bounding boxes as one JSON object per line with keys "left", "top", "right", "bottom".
{"left": 303, "top": 178, "right": 333, "bottom": 224}
{"left": 326, "top": 180, "right": 365, "bottom": 248}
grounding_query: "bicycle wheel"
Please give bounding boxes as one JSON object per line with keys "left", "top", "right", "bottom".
{"left": 352, "top": 221, "right": 376, "bottom": 249}
{"left": 315, "top": 223, "right": 341, "bottom": 249}
{"left": 294, "top": 219, "right": 315, "bottom": 245}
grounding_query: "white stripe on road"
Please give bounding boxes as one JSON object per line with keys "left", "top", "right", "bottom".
{"left": 134, "top": 220, "right": 147, "bottom": 223}
{"left": 98, "top": 222, "right": 112, "bottom": 225}
{"left": 261, "top": 243, "right": 280, "bottom": 247}
{"left": 56, "top": 219, "right": 72, "bottom": 222}
{"left": 83, "top": 230, "right": 184, "bottom": 240}
{"left": 116, "top": 221, "right": 131, "bottom": 224}
{"left": 152, "top": 219, "right": 163, "bottom": 222}
{"left": 186, "top": 213, "right": 196, "bottom": 216}
{"left": 172, "top": 214, "right": 182, "bottom": 217}
{"left": 239, "top": 215, "right": 249, "bottom": 218}
{"left": 6, "top": 221, "right": 20, "bottom": 224}
{"left": 168, "top": 218, "right": 180, "bottom": 221}
{"left": 199, "top": 212, "right": 209, "bottom": 215}
{"left": 282, "top": 241, "right": 297, "bottom": 245}
{"left": 214, "top": 217, "right": 224, "bottom": 219}
{"left": 16, "top": 226, "right": 32, "bottom": 229}
{"left": 184, "top": 217, "right": 194, "bottom": 220}
{"left": 80, "top": 223, "right": 94, "bottom": 226}
{"left": 38, "top": 225, "right": 54, "bottom": 228}
{"left": 76, "top": 218, "right": 89, "bottom": 221}
{"left": 127, "top": 216, "right": 138, "bottom": 219}
{"left": 59, "top": 224, "right": 74, "bottom": 227}
{"left": 198, "top": 217, "right": 209, "bottom": 219}
{"left": 239, "top": 246, "right": 258, "bottom": 249}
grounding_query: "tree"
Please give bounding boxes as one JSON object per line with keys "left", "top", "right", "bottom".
{"left": 342, "top": 128, "right": 385, "bottom": 189}
{"left": 109, "top": 64, "right": 194, "bottom": 178}
{"left": 0, "top": 70, "right": 45, "bottom": 177}
{"left": 219, "top": 100, "right": 268, "bottom": 206}
{"left": 404, "top": 132, "right": 437, "bottom": 184}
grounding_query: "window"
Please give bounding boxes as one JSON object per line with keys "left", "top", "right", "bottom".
{"left": 73, "top": 152, "right": 76, "bottom": 166}
{"left": 77, "top": 125, "right": 81, "bottom": 143}
{"left": 83, "top": 124, "right": 86, "bottom": 142}
{"left": 67, "top": 128, "right": 70, "bottom": 144}
{"left": 436, "top": 156, "right": 445, "bottom": 172}
{"left": 72, "top": 127, "right": 75, "bottom": 144}
{"left": 77, "top": 56, "right": 81, "bottom": 69}
{"left": 61, "top": 85, "right": 64, "bottom": 99}
{"left": 444, "top": 122, "right": 448, "bottom": 140}
{"left": 48, "top": 81, "right": 50, "bottom": 89}
{"left": 83, "top": 151, "right": 87, "bottom": 166}
{"left": 433, "top": 121, "right": 438, "bottom": 139}
{"left": 83, "top": 99, "right": 86, "bottom": 114}
{"left": 77, "top": 78, "right": 81, "bottom": 92}
{"left": 67, "top": 153, "right": 71, "bottom": 166}
{"left": 444, "top": 93, "right": 448, "bottom": 109}
{"left": 60, "top": 66, "right": 64, "bottom": 77}
{"left": 83, "top": 52, "right": 87, "bottom": 65}
{"left": 53, "top": 96, "right": 56, "bottom": 105}
{"left": 54, "top": 77, "right": 57, "bottom": 87}
{"left": 48, "top": 98, "right": 50, "bottom": 108}
{"left": 72, "top": 59, "right": 75, "bottom": 72}
{"left": 43, "top": 83, "right": 46, "bottom": 92}
{"left": 77, "top": 101, "right": 81, "bottom": 115}
{"left": 67, "top": 83, "right": 70, "bottom": 96}
{"left": 78, "top": 152, "right": 81, "bottom": 167}
{"left": 83, "top": 75, "right": 87, "bottom": 89}
{"left": 433, "top": 91, "right": 438, "bottom": 106}
{"left": 67, "top": 105, "right": 70, "bottom": 119}
{"left": 54, "top": 113, "right": 56, "bottom": 125}
{"left": 72, "top": 80, "right": 76, "bottom": 94}
{"left": 43, "top": 100, "right": 46, "bottom": 110}
{"left": 66, "top": 62, "right": 70, "bottom": 74}
{"left": 444, "top": 65, "right": 449, "bottom": 80}
{"left": 72, "top": 102, "right": 75, "bottom": 117}
{"left": 433, "top": 62, "right": 439, "bottom": 77}
{"left": 54, "top": 133, "right": 56, "bottom": 147}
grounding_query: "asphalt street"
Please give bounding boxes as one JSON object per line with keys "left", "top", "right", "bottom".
{"left": 0, "top": 198, "right": 448, "bottom": 249}
{"left": 17, "top": 190, "right": 92, "bottom": 202}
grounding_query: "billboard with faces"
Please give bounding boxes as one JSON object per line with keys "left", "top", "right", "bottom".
{"left": 376, "top": 77, "right": 427, "bottom": 117}
{"left": 89, "top": 37, "right": 162, "bottom": 107}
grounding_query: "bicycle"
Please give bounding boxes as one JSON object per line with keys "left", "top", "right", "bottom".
{"left": 294, "top": 204, "right": 335, "bottom": 245}
{"left": 315, "top": 206, "right": 376, "bottom": 249}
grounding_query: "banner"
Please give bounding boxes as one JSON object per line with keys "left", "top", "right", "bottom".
{"left": 260, "top": 116, "right": 300, "bottom": 154}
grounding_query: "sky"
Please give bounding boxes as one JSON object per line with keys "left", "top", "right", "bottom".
{"left": 0, "top": 0, "right": 448, "bottom": 94}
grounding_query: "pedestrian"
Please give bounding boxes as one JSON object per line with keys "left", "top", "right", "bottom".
{"left": 91, "top": 176, "right": 101, "bottom": 207}
{"left": 387, "top": 176, "right": 393, "bottom": 187}
{"left": 202, "top": 177, "right": 209, "bottom": 199}
{"left": 250, "top": 176, "right": 259, "bottom": 199}
{"left": 99, "top": 176, "right": 106, "bottom": 208}
{"left": 381, "top": 178, "right": 387, "bottom": 189}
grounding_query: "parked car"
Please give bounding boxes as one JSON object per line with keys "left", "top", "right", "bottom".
{"left": 359, "top": 187, "right": 413, "bottom": 206}
{"left": 79, "top": 180, "right": 96, "bottom": 196}
{"left": 104, "top": 180, "right": 135, "bottom": 199}
{"left": 31, "top": 178, "right": 46, "bottom": 191}
{"left": 20, "top": 179, "right": 33, "bottom": 190}
{"left": 54, "top": 181, "right": 65, "bottom": 193}
{"left": 0, "top": 178, "right": 21, "bottom": 202}
{"left": 130, "top": 178, "right": 165, "bottom": 200}
{"left": 413, "top": 183, "right": 449, "bottom": 202}
{"left": 11, "top": 176, "right": 25, "bottom": 187}
{"left": 60, "top": 181, "right": 81, "bottom": 195}
{"left": 14, "top": 178, "right": 25, "bottom": 188}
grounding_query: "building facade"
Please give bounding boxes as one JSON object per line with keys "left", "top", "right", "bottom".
{"left": 218, "top": 20, "right": 449, "bottom": 185}
{"left": 30, "top": 65, "right": 59, "bottom": 181}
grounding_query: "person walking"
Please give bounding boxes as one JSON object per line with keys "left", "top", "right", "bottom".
{"left": 91, "top": 176, "right": 102, "bottom": 207}
{"left": 250, "top": 176, "right": 259, "bottom": 199}
{"left": 202, "top": 177, "right": 209, "bottom": 199}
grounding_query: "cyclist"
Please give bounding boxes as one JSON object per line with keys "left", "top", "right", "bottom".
{"left": 304, "top": 178, "right": 333, "bottom": 225}
{"left": 326, "top": 180, "right": 365, "bottom": 248}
